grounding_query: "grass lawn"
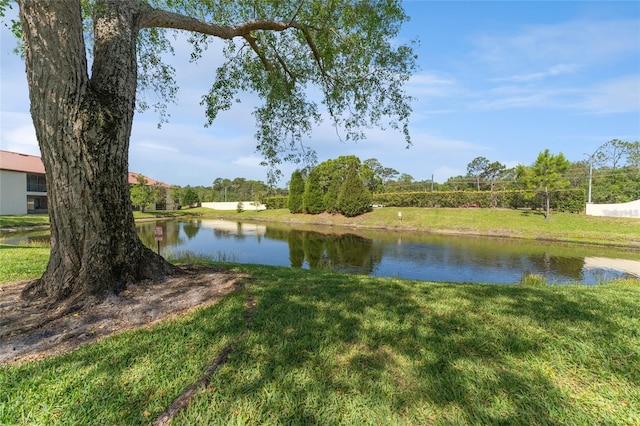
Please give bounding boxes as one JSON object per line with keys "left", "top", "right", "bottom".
{"left": 0, "top": 214, "right": 50, "bottom": 229}
{"left": 1, "top": 248, "right": 638, "bottom": 425}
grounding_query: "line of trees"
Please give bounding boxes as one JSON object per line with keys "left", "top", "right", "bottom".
{"left": 288, "top": 155, "right": 372, "bottom": 217}
{"left": 157, "top": 140, "right": 638, "bottom": 215}
{"left": 169, "top": 178, "right": 287, "bottom": 209}
{"left": 362, "top": 139, "right": 639, "bottom": 206}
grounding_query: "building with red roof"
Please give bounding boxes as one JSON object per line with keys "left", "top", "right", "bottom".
{"left": 0, "top": 150, "right": 172, "bottom": 215}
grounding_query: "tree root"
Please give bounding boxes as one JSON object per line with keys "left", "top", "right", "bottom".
{"left": 152, "top": 293, "right": 256, "bottom": 425}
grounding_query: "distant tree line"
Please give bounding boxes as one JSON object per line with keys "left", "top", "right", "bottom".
{"left": 439, "top": 140, "right": 639, "bottom": 206}
{"left": 170, "top": 177, "right": 287, "bottom": 209}
{"left": 144, "top": 139, "right": 638, "bottom": 215}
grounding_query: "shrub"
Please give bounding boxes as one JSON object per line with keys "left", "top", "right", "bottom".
{"left": 263, "top": 196, "right": 288, "bottom": 209}
{"left": 338, "top": 164, "right": 373, "bottom": 217}
{"left": 303, "top": 169, "right": 325, "bottom": 214}
{"left": 288, "top": 170, "right": 305, "bottom": 213}
{"left": 372, "top": 189, "right": 584, "bottom": 211}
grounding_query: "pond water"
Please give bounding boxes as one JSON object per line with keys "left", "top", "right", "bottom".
{"left": 133, "top": 219, "right": 640, "bottom": 285}
{"left": 3, "top": 219, "right": 638, "bottom": 284}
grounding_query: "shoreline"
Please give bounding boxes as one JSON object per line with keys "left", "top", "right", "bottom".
{"left": 2, "top": 208, "right": 640, "bottom": 250}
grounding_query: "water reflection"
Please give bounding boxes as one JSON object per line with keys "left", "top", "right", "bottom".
{"left": 134, "top": 220, "right": 639, "bottom": 285}
{"left": 2, "top": 220, "right": 637, "bottom": 285}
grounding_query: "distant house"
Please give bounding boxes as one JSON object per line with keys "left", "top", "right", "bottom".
{"left": 0, "top": 150, "right": 48, "bottom": 215}
{"left": 127, "top": 172, "right": 174, "bottom": 211}
{"left": 0, "top": 150, "right": 173, "bottom": 215}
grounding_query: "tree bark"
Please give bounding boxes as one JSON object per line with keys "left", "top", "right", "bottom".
{"left": 19, "top": 0, "right": 175, "bottom": 306}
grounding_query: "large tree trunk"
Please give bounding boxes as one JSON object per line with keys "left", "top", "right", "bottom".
{"left": 19, "top": 0, "right": 175, "bottom": 306}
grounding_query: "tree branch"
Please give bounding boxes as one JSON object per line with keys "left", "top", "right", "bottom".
{"left": 243, "top": 33, "right": 273, "bottom": 72}
{"left": 138, "top": 3, "right": 295, "bottom": 39}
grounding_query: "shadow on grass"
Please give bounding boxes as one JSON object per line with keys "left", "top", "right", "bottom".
{"left": 519, "top": 210, "right": 546, "bottom": 218}
{"left": 2, "top": 266, "right": 638, "bottom": 425}
{"left": 0, "top": 291, "right": 248, "bottom": 425}
{"left": 181, "top": 266, "right": 639, "bottom": 424}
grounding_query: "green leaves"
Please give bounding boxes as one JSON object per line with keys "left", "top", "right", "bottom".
{"left": 152, "top": 0, "right": 416, "bottom": 177}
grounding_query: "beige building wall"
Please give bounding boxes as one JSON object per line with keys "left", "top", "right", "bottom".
{"left": 201, "top": 201, "right": 266, "bottom": 211}
{"left": 585, "top": 199, "right": 640, "bottom": 219}
{"left": 0, "top": 170, "right": 27, "bottom": 215}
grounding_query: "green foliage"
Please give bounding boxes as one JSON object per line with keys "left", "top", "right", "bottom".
{"left": 517, "top": 150, "right": 571, "bottom": 219}
{"left": 181, "top": 187, "right": 199, "bottom": 207}
{"left": 373, "top": 189, "right": 585, "bottom": 211}
{"left": 287, "top": 170, "right": 305, "bottom": 213}
{"left": 519, "top": 273, "right": 548, "bottom": 286}
{"left": 129, "top": 174, "right": 161, "bottom": 212}
{"left": 236, "top": 201, "right": 244, "bottom": 213}
{"left": 314, "top": 156, "right": 361, "bottom": 213}
{"left": 592, "top": 166, "right": 640, "bottom": 203}
{"left": 263, "top": 196, "right": 288, "bottom": 210}
{"left": 184, "top": 1, "right": 416, "bottom": 182}
{"left": 363, "top": 158, "right": 399, "bottom": 192}
{"left": 337, "top": 164, "right": 372, "bottom": 217}
{"left": 467, "top": 156, "right": 490, "bottom": 191}
{"left": 303, "top": 168, "right": 325, "bottom": 214}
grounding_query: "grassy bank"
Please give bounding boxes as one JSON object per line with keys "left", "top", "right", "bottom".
{"left": 3, "top": 208, "right": 640, "bottom": 247}
{"left": 1, "top": 249, "right": 639, "bottom": 425}
{"left": 200, "top": 207, "right": 640, "bottom": 247}
{"left": 0, "top": 211, "right": 200, "bottom": 230}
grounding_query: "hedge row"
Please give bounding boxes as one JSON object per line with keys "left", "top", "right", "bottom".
{"left": 266, "top": 190, "right": 585, "bottom": 212}
{"left": 263, "top": 196, "right": 288, "bottom": 210}
{"left": 372, "top": 189, "right": 585, "bottom": 212}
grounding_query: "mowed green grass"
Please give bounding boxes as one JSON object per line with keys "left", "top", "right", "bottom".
{"left": 1, "top": 251, "right": 638, "bottom": 425}
{"left": 0, "top": 245, "right": 49, "bottom": 282}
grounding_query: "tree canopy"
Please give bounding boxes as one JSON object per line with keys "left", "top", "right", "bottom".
{"left": 517, "top": 149, "right": 570, "bottom": 220}
{"left": 6, "top": 0, "right": 416, "bottom": 305}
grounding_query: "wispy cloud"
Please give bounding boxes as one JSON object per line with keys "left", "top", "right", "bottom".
{"left": 408, "top": 71, "right": 461, "bottom": 97}
{"left": 472, "top": 19, "right": 639, "bottom": 71}
{"left": 579, "top": 75, "right": 640, "bottom": 114}
{"left": 0, "top": 112, "right": 39, "bottom": 155}
{"left": 492, "top": 63, "right": 581, "bottom": 83}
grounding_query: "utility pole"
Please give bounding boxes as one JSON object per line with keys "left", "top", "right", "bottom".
{"left": 585, "top": 147, "right": 599, "bottom": 204}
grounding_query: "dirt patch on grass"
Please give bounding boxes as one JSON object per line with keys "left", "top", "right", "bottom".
{"left": 0, "top": 265, "right": 246, "bottom": 365}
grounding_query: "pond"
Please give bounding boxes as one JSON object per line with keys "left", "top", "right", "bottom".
{"left": 3, "top": 219, "right": 637, "bottom": 284}
{"left": 134, "top": 219, "right": 639, "bottom": 285}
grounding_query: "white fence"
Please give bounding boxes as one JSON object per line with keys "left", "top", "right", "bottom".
{"left": 585, "top": 199, "right": 640, "bottom": 219}
{"left": 201, "top": 201, "right": 266, "bottom": 211}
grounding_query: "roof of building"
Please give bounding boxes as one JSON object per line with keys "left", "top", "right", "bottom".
{"left": 0, "top": 150, "right": 46, "bottom": 174}
{"left": 128, "top": 172, "right": 171, "bottom": 188}
{"left": 1, "top": 150, "right": 170, "bottom": 187}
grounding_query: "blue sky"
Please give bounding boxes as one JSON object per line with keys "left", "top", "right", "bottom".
{"left": 1, "top": 1, "right": 639, "bottom": 187}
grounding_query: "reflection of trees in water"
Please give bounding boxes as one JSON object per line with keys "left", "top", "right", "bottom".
{"left": 288, "top": 232, "right": 305, "bottom": 268}
{"left": 137, "top": 221, "right": 184, "bottom": 250}
{"left": 386, "top": 238, "right": 587, "bottom": 280}
{"left": 267, "top": 227, "right": 381, "bottom": 274}
{"left": 182, "top": 221, "right": 200, "bottom": 240}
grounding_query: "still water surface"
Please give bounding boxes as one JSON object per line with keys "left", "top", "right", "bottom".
{"left": 136, "top": 219, "right": 640, "bottom": 285}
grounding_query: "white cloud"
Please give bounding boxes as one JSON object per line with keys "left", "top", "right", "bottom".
{"left": 492, "top": 63, "right": 581, "bottom": 83}
{"left": 233, "top": 156, "right": 263, "bottom": 168}
{"left": 472, "top": 19, "right": 639, "bottom": 71}
{"left": 0, "top": 112, "right": 39, "bottom": 155}
{"left": 408, "top": 71, "right": 461, "bottom": 98}
{"left": 580, "top": 75, "right": 640, "bottom": 114}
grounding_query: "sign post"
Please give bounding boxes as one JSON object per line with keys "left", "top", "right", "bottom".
{"left": 154, "top": 226, "right": 163, "bottom": 255}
